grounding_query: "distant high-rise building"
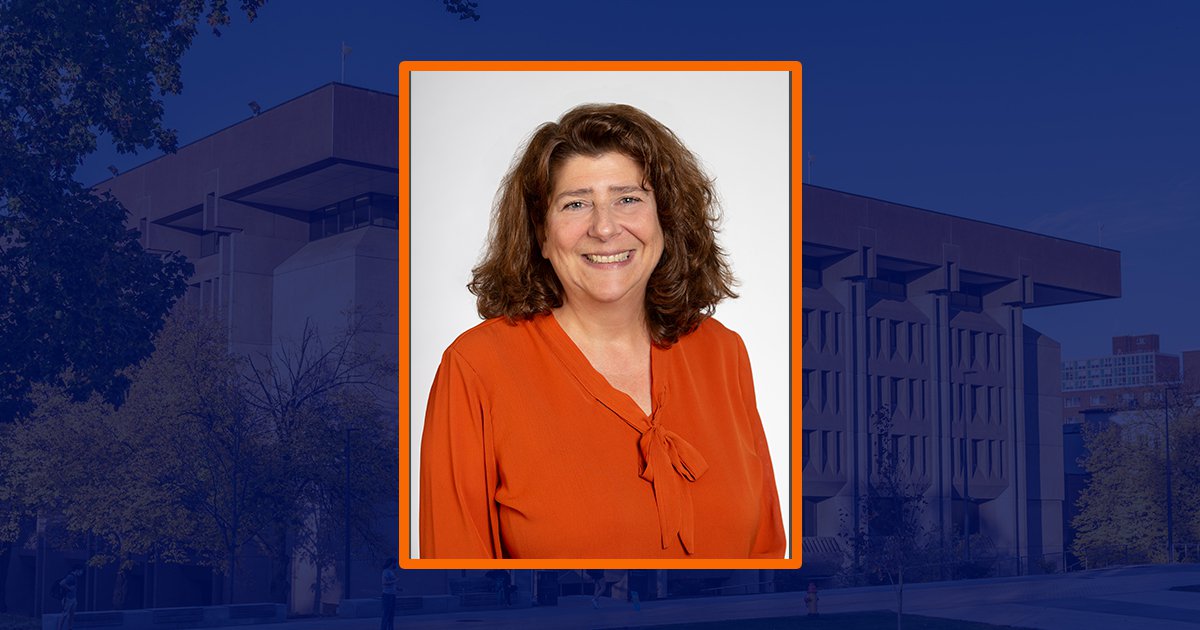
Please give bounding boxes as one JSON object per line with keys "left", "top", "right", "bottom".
{"left": 1061, "top": 335, "right": 1183, "bottom": 422}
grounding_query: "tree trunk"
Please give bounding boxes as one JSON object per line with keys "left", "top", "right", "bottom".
{"left": 314, "top": 561, "right": 323, "bottom": 615}
{"left": 896, "top": 565, "right": 904, "bottom": 630}
{"left": 112, "top": 553, "right": 130, "bottom": 609}
{"left": 269, "top": 526, "right": 293, "bottom": 608}
{"left": 225, "top": 546, "right": 238, "bottom": 604}
{"left": 0, "top": 542, "right": 9, "bottom": 613}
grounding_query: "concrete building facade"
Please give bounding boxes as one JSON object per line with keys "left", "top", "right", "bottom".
{"left": 800, "top": 186, "right": 1121, "bottom": 572}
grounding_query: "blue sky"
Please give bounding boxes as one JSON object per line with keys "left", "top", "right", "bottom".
{"left": 80, "top": 1, "right": 1200, "bottom": 360}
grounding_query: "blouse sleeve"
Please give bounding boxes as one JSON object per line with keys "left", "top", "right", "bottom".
{"left": 735, "top": 334, "right": 788, "bottom": 559}
{"left": 419, "top": 347, "right": 500, "bottom": 558}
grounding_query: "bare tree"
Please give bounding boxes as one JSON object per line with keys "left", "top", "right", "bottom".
{"left": 243, "top": 310, "right": 397, "bottom": 605}
{"left": 840, "top": 405, "right": 942, "bottom": 630}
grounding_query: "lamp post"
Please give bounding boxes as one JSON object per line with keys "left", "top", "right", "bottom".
{"left": 961, "top": 370, "right": 978, "bottom": 563}
{"left": 1164, "top": 386, "right": 1175, "bottom": 563}
{"left": 344, "top": 427, "right": 353, "bottom": 598}
{"left": 962, "top": 439, "right": 971, "bottom": 562}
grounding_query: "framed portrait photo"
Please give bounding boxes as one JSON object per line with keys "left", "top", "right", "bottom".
{"left": 400, "top": 61, "right": 801, "bottom": 569}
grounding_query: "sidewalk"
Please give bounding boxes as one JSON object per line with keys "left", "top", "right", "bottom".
{"left": 251, "top": 563, "right": 1200, "bottom": 630}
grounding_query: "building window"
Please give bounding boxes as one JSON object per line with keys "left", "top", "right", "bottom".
{"left": 354, "top": 195, "right": 371, "bottom": 227}
{"left": 200, "top": 231, "right": 220, "bottom": 257}
{"left": 867, "top": 269, "right": 907, "bottom": 301}
{"left": 948, "top": 290, "right": 982, "bottom": 311}
{"left": 309, "top": 192, "right": 399, "bottom": 240}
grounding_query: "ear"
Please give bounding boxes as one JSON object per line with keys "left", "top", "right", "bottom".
{"left": 536, "top": 223, "right": 549, "bottom": 259}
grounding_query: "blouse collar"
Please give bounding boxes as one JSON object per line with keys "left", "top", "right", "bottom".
{"left": 533, "top": 312, "right": 709, "bottom": 553}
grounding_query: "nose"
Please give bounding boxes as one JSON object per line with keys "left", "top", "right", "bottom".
{"left": 589, "top": 206, "right": 620, "bottom": 240}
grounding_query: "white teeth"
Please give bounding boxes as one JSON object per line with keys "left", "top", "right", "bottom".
{"left": 585, "top": 251, "right": 631, "bottom": 264}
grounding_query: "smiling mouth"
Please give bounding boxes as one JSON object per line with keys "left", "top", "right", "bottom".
{"left": 584, "top": 251, "right": 632, "bottom": 264}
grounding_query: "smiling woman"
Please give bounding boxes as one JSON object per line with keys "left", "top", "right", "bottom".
{"left": 418, "top": 103, "right": 785, "bottom": 559}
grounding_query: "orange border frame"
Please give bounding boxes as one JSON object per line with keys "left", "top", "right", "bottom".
{"left": 398, "top": 61, "right": 802, "bottom": 570}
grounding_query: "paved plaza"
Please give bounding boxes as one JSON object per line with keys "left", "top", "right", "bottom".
{"left": 251, "top": 563, "right": 1200, "bottom": 629}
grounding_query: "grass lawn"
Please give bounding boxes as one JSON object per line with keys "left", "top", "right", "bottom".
{"left": 620, "top": 610, "right": 1033, "bottom": 629}
{"left": 0, "top": 614, "right": 37, "bottom": 630}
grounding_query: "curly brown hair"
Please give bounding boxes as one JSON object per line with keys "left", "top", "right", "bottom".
{"left": 468, "top": 103, "right": 737, "bottom": 347}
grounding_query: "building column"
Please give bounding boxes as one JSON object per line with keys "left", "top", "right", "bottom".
{"left": 848, "top": 278, "right": 870, "bottom": 559}
{"left": 993, "top": 304, "right": 1029, "bottom": 572}
{"left": 932, "top": 294, "right": 953, "bottom": 553}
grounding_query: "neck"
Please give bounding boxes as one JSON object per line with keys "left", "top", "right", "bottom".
{"left": 553, "top": 300, "right": 649, "bottom": 347}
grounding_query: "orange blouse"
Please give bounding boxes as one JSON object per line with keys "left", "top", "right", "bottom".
{"left": 419, "top": 312, "right": 785, "bottom": 559}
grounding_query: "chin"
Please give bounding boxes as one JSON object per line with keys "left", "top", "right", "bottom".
{"left": 584, "top": 287, "right": 640, "bottom": 304}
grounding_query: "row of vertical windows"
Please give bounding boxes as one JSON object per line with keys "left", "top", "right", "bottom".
{"left": 1063, "top": 363, "right": 1155, "bottom": 379}
{"left": 951, "top": 328, "right": 1002, "bottom": 371}
{"left": 866, "top": 276, "right": 907, "bottom": 300}
{"left": 309, "top": 193, "right": 399, "bottom": 241}
{"left": 185, "top": 277, "right": 224, "bottom": 318}
{"left": 802, "top": 309, "right": 842, "bottom": 354}
{"left": 1064, "top": 354, "right": 1155, "bottom": 369}
{"left": 954, "top": 383, "right": 1003, "bottom": 424}
{"left": 953, "top": 437, "right": 1004, "bottom": 479}
{"left": 1063, "top": 372, "right": 1155, "bottom": 391}
{"left": 949, "top": 290, "right": 982, "bottom": 311}
{"left": 801, "top": 429, "right": 844, "bottom": 475}
{"left": 874, "top": 375, "right": 928, "bottom": 420}
{"left": 870, "top": 317, "right": 926, "bottom": 364}
{"left": 802, "top": 369, "right": 843, "bottom": 414}
{"left": 1068, "top": 391, "right": 1164, "bottom": 408}
{"left": 872, "top": 433, "right": 929, "bottom": 479}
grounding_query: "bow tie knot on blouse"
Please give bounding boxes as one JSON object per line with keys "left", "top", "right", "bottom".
{"left": 637, "top": 412, "right": 709, "bottom": 552}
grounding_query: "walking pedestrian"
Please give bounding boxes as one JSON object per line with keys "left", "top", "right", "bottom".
{"left": 587, "top": 569, "right": 605, "bottom": 609}
{"left": 55, "top": 568, "right": 83, "bottom": 630}
{"left": 380, "top": 558, "right": 398, "bottom": 630}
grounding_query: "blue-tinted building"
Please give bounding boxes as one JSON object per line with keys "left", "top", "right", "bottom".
{"left": 801, "top": 185, "right": 1120, "bottom": 573}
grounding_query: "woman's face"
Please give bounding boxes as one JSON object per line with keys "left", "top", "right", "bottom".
{"left": 541, "top": 152, "right": 664, "bottom": 313}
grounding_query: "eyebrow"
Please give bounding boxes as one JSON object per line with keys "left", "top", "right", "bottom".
{"left": 553, "top": 184, "right": 649, "bottom": 201}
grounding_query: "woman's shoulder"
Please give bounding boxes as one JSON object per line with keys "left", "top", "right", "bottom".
{"left": 443, "top": 314, "right": 548, "bottom": 362}
{"left": 673, "top": 317, "right": 748, "bottom": 360}
{"left": 681, "top": 316, "right": 745, "bottom": 347}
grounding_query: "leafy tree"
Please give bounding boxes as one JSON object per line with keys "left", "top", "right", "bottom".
{"left": 0, "top": 307, "right": 396, "bottom": 607}
{"left": 0, "top": 0, "right": 265, "bottom": 609}
{"left": 0, "top": 311, "right": 267, "bottom": 607}
{"left": 0, "top": 0, "right": 267, "bottom": 420}
{"left": 442, "top": 0, "right": 481, "bottom": 21}
{"left": 1072, "top": 388, "right": 1200, "bottom": 567}
{"left": 3, "top": 386, "right": 197, "bottom": 609}
{"left": 102, "top": 307, "right": 395, "bottom": 605}
{"left": 122, "top": 308, "right": 282, "bottom": 602}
